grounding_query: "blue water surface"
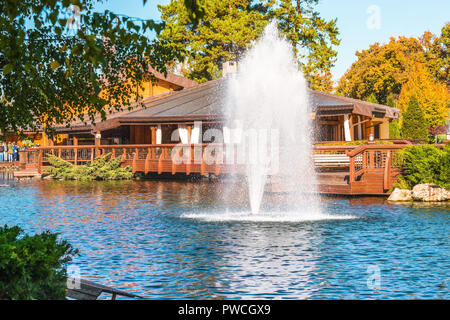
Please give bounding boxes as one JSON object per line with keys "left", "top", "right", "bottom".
{"left": 0, "top": 177, "right": 448, "bottom": 299}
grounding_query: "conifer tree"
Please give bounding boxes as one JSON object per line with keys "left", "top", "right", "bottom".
{"left": 158, "top": 0, "right": 340, "bottom": 90}
{"left": 400, "top": 95, "right": 429, "bottom": 140}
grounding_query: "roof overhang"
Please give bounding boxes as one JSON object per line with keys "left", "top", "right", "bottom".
{"left": 316, "top": 104, "right": 354, "bottom": 116}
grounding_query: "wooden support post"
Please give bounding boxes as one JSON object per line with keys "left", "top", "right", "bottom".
{"left": 74, "top": 147, "right": 78, "bottom": 166}
{"left": 91, "top": 148, "right": 94, "bottom": 163}
{"left": 95, "top": 131, "right": 101, "bottom": 157}
{"left": 187, "top": 125, "right": 192, "bottom": 143}
{"left": 186, "top": 146, "right": 191, "bottom": 175}
{"left": 122, "top": 148, "right": 126, "bottom": 162}
{"left": 73, "top": 136, "right": 78, "bottom": 146}
{"left": 151, "top": 126, "right": 157, "bottom": 158}
{"left": 58, "top": 148, "right": 62, "bottom": 158}
{"left": 349, "top": 115, "right": 354, "bottom": 141}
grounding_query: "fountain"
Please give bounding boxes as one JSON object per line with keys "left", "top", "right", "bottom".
{"left": 183, "top": 22, "right": 355, "bottom": 222}
{"left": 225, "top": 21, "right": 320, "bottom": 216}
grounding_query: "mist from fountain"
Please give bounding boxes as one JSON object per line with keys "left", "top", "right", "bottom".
{"left": 225, "top": 21, "right": 321, "bottom": 217}
{"left": 182, "top": 22, "right": 358, "bottom": 222}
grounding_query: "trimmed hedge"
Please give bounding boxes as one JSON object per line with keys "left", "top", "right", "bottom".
{"left": 45, "top": 153, "right": 133, "bottom": 181}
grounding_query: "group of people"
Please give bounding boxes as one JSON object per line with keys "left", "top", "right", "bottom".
{"left": 0, "top": 142, "right": 19, "bottom": 162}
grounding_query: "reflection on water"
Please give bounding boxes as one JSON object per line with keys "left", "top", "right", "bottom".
{"left": 0, "top": 178, "right": 448, "bottom": 299}
{"left": 0, "top": 169, "right": 15, "bottom": 181}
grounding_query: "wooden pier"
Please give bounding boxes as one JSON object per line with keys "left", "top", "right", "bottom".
{"left": 18, "top": 142, "right": 411, "bottom": 196}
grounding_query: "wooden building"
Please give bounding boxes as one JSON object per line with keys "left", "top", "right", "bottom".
{"left": 19, "top": 67, "right": 198, "bottom": 147}
{"left": 51, "top": 79, "right": 399, "bottom": 146}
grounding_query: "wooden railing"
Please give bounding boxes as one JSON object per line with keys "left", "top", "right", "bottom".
{"left": 346, "top": 144, "right": 407, "bottom": 192}
{"left": 25, "top": 144, "right": 244, "bottom": 176}
{"left": 23, "top": 143, "right": 413, "bottom": 194}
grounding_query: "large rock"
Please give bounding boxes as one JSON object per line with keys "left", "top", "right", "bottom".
{"left": 412, "top": 184, "right": 450, "bottom": 202}
{"left": 388, "top": 188, "right": 413, "bottom": 202}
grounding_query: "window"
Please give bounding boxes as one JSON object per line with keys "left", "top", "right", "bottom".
{"left": 374, "top": 124, "right": 380, "bottom": 139}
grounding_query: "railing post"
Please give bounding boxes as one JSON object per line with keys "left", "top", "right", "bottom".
{"left": 38, "top": 149, "right": 42, "bottom": 174}
{"left": 349, "top": 156, "right": 355, "bottom": 184}
{"left": 158, "top": 147, "right": 163, "bottom": 174}
{"left": 132, "top": 148, "right": 138, "bottom": 173}
{"left": 144, "top": 148, "right": 151, "bottom": 174}
{"left": 91, "top": 148, "right": 94, "bottom": 163}
{"left": 383, "top": 151, "right": 392, "bottom": 191}
{"left": 74, "top": 147, "right": 78, "bottom": 166}
{"left": 362, "top": 151, "right": 367, "bottom": 170}
{"left": 171, "top": 148, "right": 177, "bottom": 175}
{"left": 200, "top": 146, "right": 206, "bottom": 175}
{"left": 369, "top": 150, "right": 374, "bottom": 169}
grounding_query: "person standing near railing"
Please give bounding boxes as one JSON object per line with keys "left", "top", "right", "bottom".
{"left": 0, "top": 143, "right": 4, "bottom": 162}
{"left": 12, "top": 143, "right": 19, "bottom": 162}
{"left": 7, "top": 142, "right": 13, "bottom": 162}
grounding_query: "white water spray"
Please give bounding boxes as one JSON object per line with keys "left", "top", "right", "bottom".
{"left": 225, "top": 22, "right": 320, "bottom": 216}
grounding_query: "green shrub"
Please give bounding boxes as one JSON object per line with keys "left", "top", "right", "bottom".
{"left": 316, "top": 140, "right": 394, "bottom": 146}
{"left": 399, "top": 145, "right": 450, "bottom": 189}
{"left": 389, "top": 120, "right": 401, "bottom": 139}
{"left": 392, "top": 175, "right": 410, "bottom": 190}
{"left": 400, "top": 95, "right": 429, "bottom": 140}
{"left": 45, "top": 153, "right": 133, "bottom": 181}
{"left": 0, "top": 225, "right": 78, "bottom": 300}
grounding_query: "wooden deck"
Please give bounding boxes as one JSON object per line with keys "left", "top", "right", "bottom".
{"left": 19, "top": 143, "right": 410, "bottom": 196}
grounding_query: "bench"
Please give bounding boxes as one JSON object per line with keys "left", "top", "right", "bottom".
{"left": 67, "top": 278, "right": 144, "bottom": 300}
{"left": 314, "top": 154, "right": 350, "bottom": 167}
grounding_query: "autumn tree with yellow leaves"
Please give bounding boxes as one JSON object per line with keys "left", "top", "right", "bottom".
{"left": 398, "top": 63, "right": 448, "bottom": 128}
{"left": 336, "top": 24, "right": 449, "bottom": 105}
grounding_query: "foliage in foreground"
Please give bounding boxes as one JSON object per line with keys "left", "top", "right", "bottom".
{"left": 0, "top": 0, "right": 181, "bottom": 134}
{"left": 45, "top": 153, "right": 133, "bottom": 181}
{"left": 0, "top": 225, "right": 78, "bottom": 300}
{"left": 394, "top": 144, "right": 450, "bottom": 190}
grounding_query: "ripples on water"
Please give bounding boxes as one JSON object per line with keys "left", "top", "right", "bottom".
{"left": 0, "top": 175, "right": 448, "bottom": 299}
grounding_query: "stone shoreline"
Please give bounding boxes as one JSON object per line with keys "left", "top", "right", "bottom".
{"left": 388, "top": 184, "right": 450, "bottom": 202}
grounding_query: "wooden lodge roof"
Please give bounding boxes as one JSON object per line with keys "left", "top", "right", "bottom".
{"left": 55, "top": 79, "right": 399, "bottom": 134}
{"left": 310, "top": 90, "right": 400, "bottom": 119}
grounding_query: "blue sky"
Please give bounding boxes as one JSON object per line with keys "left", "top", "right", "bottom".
{"left": 94, "top": 0, "right": 450, "bottom": 82}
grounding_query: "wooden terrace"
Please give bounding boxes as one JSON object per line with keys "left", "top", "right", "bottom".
{"left": 20, "top": 142, "right": 412, "bottom": 196}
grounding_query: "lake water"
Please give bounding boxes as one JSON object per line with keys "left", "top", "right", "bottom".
{"left": 0, "top": 175, "right": 448, "bottom": 299}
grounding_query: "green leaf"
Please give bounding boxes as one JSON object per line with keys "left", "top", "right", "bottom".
{"left": 3, "top": 64, "right": 13, "bottom": 75}
{"left": 50, "top": 60, "right": 60, "bottom": 71}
